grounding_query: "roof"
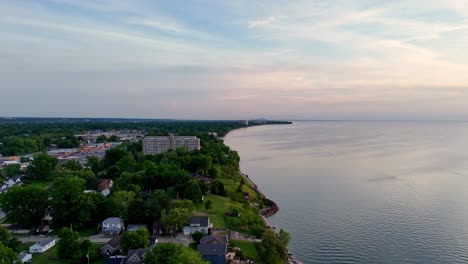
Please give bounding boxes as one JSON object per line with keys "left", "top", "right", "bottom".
{"left": 96, "top": 179, "right": 112, "bottom": 191}
{"left": 127, "top": 249, "right": 146, "bottom": 259}
{"left": 189, "top": 216, "right": 209, "bottom": 227}
{"left": 200, "top": 235, "right": 227, "bottom": 245}
{"left": 105, "top": 256, "right": 126, "bottom": 264}
{"left": 104, "top": 235, "right": 121, "bottom": 248}
{"left": 18, "top": 251, "right": 31, "bottom": 260}
{"left": 197, "top": 243, "right": 227, "bottom": 255}
{"left": 103, "top": 217, "right": 123, "bottom": 225}
{"left": 34, "top": 237, "right": 55, "bottom": 247}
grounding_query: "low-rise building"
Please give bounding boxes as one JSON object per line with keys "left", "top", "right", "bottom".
{"left": 17, "top": 251, "right": 32, "bottom": 263}
{"left": 126, "top": 249, "right": 147, "bottom": 264}
{"left": 183, "top": 216, "right": 212, "bottom": 235}
{"left": 101, "top": 217, "right": 124, "bottom": 235}
{"left": 197, "top": 244, "right": 227, "bottom": 264}
{"left": 29, "top": 237, "right": 55, "bottom": 253}
{"left": 101, "top": 235, "right": 121, "bottom": 256}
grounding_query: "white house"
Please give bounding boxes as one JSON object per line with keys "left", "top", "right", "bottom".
{"left": 29, "top": 237, "right": 55, "bottom": 253}
{"left": 17, "top": 251, "right": 32, "bottom": 263}
{"left": 101, "top": 217, "right": 124, "bottom": 235}
{"left": 183, "top": 217, "right": 213, "bottom": 235}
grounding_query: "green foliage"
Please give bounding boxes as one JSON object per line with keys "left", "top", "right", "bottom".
{"left": 258, "top": 229, "right": 291, "bottom": 263}
{"left": 0, "top": 242, "right": 18, "bottom": 263}
{"left": 109, "top": 191, "right": 136, "bottom": 221}
{"left": 183, "top": 180, "right": 203, "bottom": 203}
{"left": 62, "top": 160, "right": 83, "bottom": 171}
{"left": 210, "top": 180, "right": 225, "bottom": 196}
{"left": 162, "top": 207, "right": 191, "bottom": 237}
{"left": 2, "top": 164, "right": 21, "bottom": 178}
{"left": 143, "top": 243, "right": 207, "bottom": 264}
{"left": 0, "top": 186, "right": 50, "bottom": 228}
{"left": 96, "top": 135, "right": 107, "bottom": 143}
{"left": 27, "top": 154, "right": 58, "bottom": 179}
{"left": 121, "top": 227, "right": 150, "bottom": 253}
{"left": 205, "top": 199, "right": 212, "bottom": 210}
{"left": 0, "top": 226, "right": 20, "bottom": 252}
{"left": 57, "top": 227, "right": 97, "bottom": 263}
{"left": 51, "top": 176, "right": 99, "bottom": 228}
{"left": 57, "top": 227, "right": 80, "bottom": 260}
{"left": 192, "top": 231, "right": 203, "bottom": 244}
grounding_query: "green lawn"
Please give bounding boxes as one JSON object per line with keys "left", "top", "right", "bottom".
{"left": 22, "top": 178, "right": 53, "bottom": 189}
{"left": 230, "top": 240, "right": 264, "bottom": 263}
{"left": 196, "top": 194, "right": 247, "bottom": 229}
{"left": 31, "top": 244, "right": 105, "bottom": 264}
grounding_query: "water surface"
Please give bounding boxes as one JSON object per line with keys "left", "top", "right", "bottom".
{"left": 224, "top": 121, "right": 468, "bottom": 264}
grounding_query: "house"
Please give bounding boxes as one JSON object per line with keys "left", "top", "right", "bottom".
{"left": 101, "top": 235, "right": 121, "bottom": 256}
{"left": 101, "top": 217, "right": 124, "bottom": 235}
{"left": 183, "top": 216, "right": 213, "bottom": 235}
{"left": 197, "top": 244, "right": 227, "bottom": 264}
{"left": 35, "top": 224, "right": 50, "bottom": 235}
{"left": 96, "top": 179, "right": 113, "bottom": 197}
{"left": 105, "top": 255, "right": 126, "bottom": 264}
{"left": 4, "top": 175, "right": 23, "bottom": 188}
{"left": 126, "top": 249, "right": 146, "bottom": 264}
{"left": 200, "top": 234, "right": 228, "bottom": 245}
{"left": 29, "top": 237, "right": 56, "bottom": 253}
{"left": 17, "top": 251, "right": 32, "bottom": 263}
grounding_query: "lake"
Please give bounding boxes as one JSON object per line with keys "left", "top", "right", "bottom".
{"left": 224, "top": 121, "right": 468, "bottom": 264}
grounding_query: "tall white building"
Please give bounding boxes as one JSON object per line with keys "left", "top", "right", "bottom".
{"left": 143, "top": 133, "right": 200, "bottom": 155}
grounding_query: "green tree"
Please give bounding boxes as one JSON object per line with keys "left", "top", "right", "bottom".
{"left": 0, "top": 242, "right": 18, "bottom": 263}
{"left": 2, "top": 164, "right": 21, "bottom": 178}
{"left": 109, "top": 135, "right": 120, "bottom": 142}
{"left": 0, "top": 226, "right": 20, "bottom": 251}
{"left": 161, "top": 208, "right": 191, "bottom": 237}
{"left": 86, "top": 156, "right": 101, "bottom": 175}
{"left": 62, "top": 160, "right": 83, "bottom": 171}
{"left": 183, "top": 180, "right": 202, "bottom": 203}
{"left": 205, "top": 200, "right": 212, "bottom": 211}
{"left": 96, "top": 135, "right": 107, "bottom": 143}
{"left": 120, "top": 227, "right": 150, "bottom": 253}
{"left": 27, "top": 153, "right": 58, "bottom": 179}
{"left": 57, "top": 227, "right": 80, "bottom": 260}
{"left": 51, "top": 176, "right": 95, "bottom": 228}
{"left": 109, "top": 191, "right": 136, "bottom": 221}
{"left": 210, "top": 180, "right": 225, "bottom": 196}
{"left": 0, "top": 186, "right": 50, "bottom": 228}
{"left": 192, "top": 231, "right": 203, "bottom": 244}
{"left": 143, "top": 243, "right": 207, "bottom": 264}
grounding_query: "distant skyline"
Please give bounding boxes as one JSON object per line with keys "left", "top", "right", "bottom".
{"left": 1, "top": 0, "right": 468, "bottom": 120}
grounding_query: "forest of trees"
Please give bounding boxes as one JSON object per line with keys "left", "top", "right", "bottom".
{"left": 0, "top": 119, "right": 290, "bottom": 263}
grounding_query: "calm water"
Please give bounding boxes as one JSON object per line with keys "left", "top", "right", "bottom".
{"left": 224, "top": 121, "right": 468, "bottom": 264}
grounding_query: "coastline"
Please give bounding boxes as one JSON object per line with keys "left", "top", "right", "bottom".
{"left": 224, "top": 124, "right": 303, "bottom": 264}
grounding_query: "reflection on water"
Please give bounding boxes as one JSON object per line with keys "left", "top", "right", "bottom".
{"left": 224, "top": 121, "right": 468, "bottom": 264}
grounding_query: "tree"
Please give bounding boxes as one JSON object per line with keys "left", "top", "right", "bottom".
{"left": 161, "top": 208, "right": 191, "bottom": 237}
{"left": 210, "top": 180, "right": 225, "bottom": 196}
{"left": 183, "top": 180, "right": 202, "bottom": 203}
{"left": 259, "top": 228, "right": 291, "bottom": 263}
{"left": 120, "top": 227, "right": 150, "bottom": 253}
{"left": 0, "top": 242, "right": 18, "bottom": 263}
{"left": 96, "top": 134, "right": 107, "bottom": 143}
{"left": 205, "top": 200, "right": 212, "bottom": 211}
{"left": 0, "top": 226, "right": 20, "bottom": 252}
{"left": 0, "top": 186, "right": 50, "bottom": 228}
{"left": 86, "top": 156, "right": 101, "bottom": 175}
{"left": 27, "top": 153, "right": 58, "bottom": 179}
{"left": 57, "top": 227, "right": 80, "bottom": 260}
{"left": 109, "top": 191, "right": 136, "bottom": 221}
{"left": 143, "top": 243, "right": 207, "bottom": 264}
{"left": 57, "top": 227, "right": 97, "bottom": 263}
{"left": 192, "top": 231, "right": 203, "bottom": 244}
{"left": 51, "top": 176, "right": 95, "bottom": 228}
{"left": 2, "top": 164, "right": 21, "bottom": 178}
{"left": 62, "top": 160, "right": 83, "bottom": 171}
{"left": 109, "top": 135, "right": 120, "bottom": 142}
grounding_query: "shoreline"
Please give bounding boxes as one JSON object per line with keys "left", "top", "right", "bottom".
{"left": 224, "top": 125, "right": 303, "bottom": 264}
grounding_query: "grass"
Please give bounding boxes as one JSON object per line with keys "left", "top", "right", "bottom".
{"left": 31, "top": 244, "right": 105, "bottom": 264}
{"left": 230, "top": 240, "right": 264, "bottom": 263}
{"left": 78, "top": 227, "right": 99, "bottom": 237}
{"left": 22, "top": 178, "right": 53, "bottom": 189}
{"left": 196, "top": 194, "right": 247, "bottom": 229}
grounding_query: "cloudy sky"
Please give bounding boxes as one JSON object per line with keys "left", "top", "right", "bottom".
{"left": 1, "top": 0, "right": 468, "bottom": 120}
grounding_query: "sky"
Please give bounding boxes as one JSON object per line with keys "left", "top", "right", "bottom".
{"left": 1, "top": 0, "right": 468, "bottom": 120}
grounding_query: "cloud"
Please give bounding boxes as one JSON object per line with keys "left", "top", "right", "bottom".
{"left": 248, "top": 16, "right": 276, "bottom": 28}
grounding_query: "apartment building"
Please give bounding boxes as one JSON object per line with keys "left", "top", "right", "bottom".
{"left": 143, "top": 133, "right": 200, "bottom": 155}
